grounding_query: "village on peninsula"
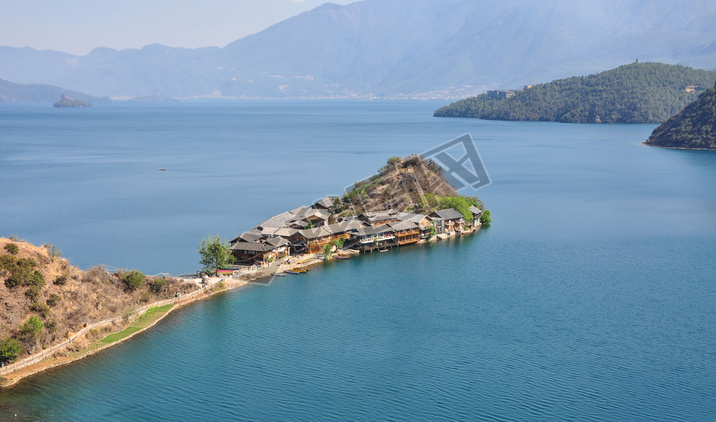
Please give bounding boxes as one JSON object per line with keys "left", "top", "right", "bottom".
{"left": 0, "top": 154, "right": 489, "bottom": 387}
{"left": 220, "top": 154, "right": 490, "bottom": 278}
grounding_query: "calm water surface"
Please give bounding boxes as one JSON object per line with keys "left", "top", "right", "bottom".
{"left": 1, "top": 101, "right": 715, "bottom": 420}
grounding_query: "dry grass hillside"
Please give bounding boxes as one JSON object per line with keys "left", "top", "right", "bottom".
{"left": 341, "top": 155, "right": 460, "bottom": 215}
{"left": 0, "top": 238, "right": 197, "bottom": 362}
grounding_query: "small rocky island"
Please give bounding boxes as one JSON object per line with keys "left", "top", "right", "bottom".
{"left": 53, "top": 95, "right": 92, "bottom": 108}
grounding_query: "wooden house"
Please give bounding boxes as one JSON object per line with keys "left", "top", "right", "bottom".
{"left": 358, "top": 210, "right": 401, "bottom": 226}
{"left": 387, "top": 220, "right": 420, "bottom": 245}
{"left": 230, "top": 236, "right": 290, "bottom": 265}
{"left": 350, "top": 224, "right": 396, "bottom": 251}
{"left": 469, "top": 206, "right": 483, "bottom": 228}
{"left": 428, "top": 208, "right": 464, "bottom": 234}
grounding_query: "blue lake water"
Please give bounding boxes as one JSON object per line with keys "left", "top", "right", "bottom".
{"left": 1, "top": 101, "right": 715, "bottom": 420}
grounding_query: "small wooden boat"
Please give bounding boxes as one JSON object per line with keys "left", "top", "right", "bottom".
{"left": 334, "top": 255, "right": 351, "bottom": 260}
{"left": 285, "top": 270, "right": 305, "bottom": 275}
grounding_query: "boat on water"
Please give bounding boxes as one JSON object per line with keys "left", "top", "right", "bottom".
{"left": 158, "top": 168, "right": 166, "bottom": 171}
{"left": 334, "top": 255, "right": 351, "bottom": 260}
{"left": 285, "top": 269, "right": 307, "bottom": 275}
{"left": 272, "top": 272, "right": 286, "bottom": 277}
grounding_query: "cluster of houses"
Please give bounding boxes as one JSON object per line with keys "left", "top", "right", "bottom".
{"left": 229, "top": 196, "right": 484, "bottom": 265}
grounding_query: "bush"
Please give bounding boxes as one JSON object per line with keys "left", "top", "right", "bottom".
{"left": 28, "top": 270, "right": 45, "bottom": 286}
{"left": 18, "top": 316, "right": 44, "bottom": 345}
{"left": 84, "top": 266, "right": 112, "bottom": 283}
{"left": 30, "top": 302, "right": 51, "bottom": 319}
{"left": 43, "top": 243, "right": 62, "bottom": 259}
{"left": 149, "top": 278, "right": 168, "bottom": 294}
{"left": 480, "top": 210, "right": 492, "bottom": 226}
{"left": 123, "top": 270, "right": 145, "bottom": 290}
{"left": 3, "top": 258, "right": 42, "bottom": 288}
{"left": 25, "top": 285, "right": 41, "bottom": 302}
{"left": 46, "top": 293, "right": 61, "bottom": 307}
{"left": 54, "top": 274, "right": 68, "bottom": 285}
{"left": 0, "top": 338, "right": 22, "bottom": 364}
{"left": 4, "top": 243, "right": 19, "bottom": 255}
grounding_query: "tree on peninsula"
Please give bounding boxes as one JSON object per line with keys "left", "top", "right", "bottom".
{"left": 198, "top": 236, "right": 235, "bottom": 275}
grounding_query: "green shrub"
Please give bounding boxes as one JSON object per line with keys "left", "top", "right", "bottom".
{"left": 28, "top": 270, "right": 45, "bottom": 286}
{"left": 480, "top": 210, "right": 492, "bottom": 226}
{"left": 25, "top": 285, "right": 41, "bottom": 302}
{"left": 148, "top": 278, "right": 167, "bottom": 294}
{"left": 123, "top": 270, "right": 145, "bottom": 290}
{"left": 45, "top": 320, "right": 57, "bottom": 332}
{"left": 30, "top": 302, "right": 51, "bottom": 318}
{"left": 140, "top": 291, "right": 151, "bottom": 303}
{"left": 0, "top": 338, "right": 22, "bottom": 364}
{"left": 54, "top": 274, "right": 68, "bottom": 285}
{"left": 4, "top": 243, "right": 19, "bottom": 255}
{"left": 3, "top": 258, "right": 41, "bottom": 288}
{"left": 18, "top": 316, "right": 44, "bottom": 345}
{"left": 46, "top": 293, "right": 61, "bottom": 307}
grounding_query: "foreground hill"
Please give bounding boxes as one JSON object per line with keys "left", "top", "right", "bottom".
{"left": 0, "top": 238, "right": 196, "bottom": 365}
{"left": 0, "top": 78, "right": 109, "bottom": 103}
{"left": 434, "top": 63, "right": 716, "bottom": 123}
{"left": 645, "top": 84, "right": 716, "bottom": 149}
{"left": 1, "top": 0, "right": 716, "bottom": 98}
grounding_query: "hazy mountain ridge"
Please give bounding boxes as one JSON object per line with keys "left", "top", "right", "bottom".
{"left": 1, "top": 0, "right": 715, "bottom": 99}
{"left": 0, "top": 78, "right": 109, "bottom": 103}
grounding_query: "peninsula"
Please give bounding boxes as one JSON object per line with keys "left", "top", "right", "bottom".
{"left": 434, "top": 63, "right": 716, "bottom": 124}
{"left": 0, "top": 155, "right": 489, "bottom": 387}
{"left": 645, "top": 83, "right": 716, "bottom": 150}
{"left": 227, "top": 155, "right": 489, "bottom": 267}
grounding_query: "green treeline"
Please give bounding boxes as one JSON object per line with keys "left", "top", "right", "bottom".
{"left": 645, "top": 84, "right": 716, "bottom": 150}
{"left": 434, "top": 63, "right": 716, "bottom": 124}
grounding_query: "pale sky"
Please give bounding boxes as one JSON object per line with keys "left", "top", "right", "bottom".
{"left": 0, "top": 0, "right": 357, "bottom": 55}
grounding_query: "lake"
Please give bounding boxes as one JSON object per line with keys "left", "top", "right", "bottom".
{"left": 1, "top": 101, "right": 715, "bottom": 420}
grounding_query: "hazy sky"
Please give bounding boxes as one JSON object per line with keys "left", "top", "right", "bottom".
{"left": 0, "top": 0, "right": 356, "bottom": 55}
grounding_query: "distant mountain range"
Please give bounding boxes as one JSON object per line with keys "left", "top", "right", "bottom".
{"left": 646, "top": 83, "right": 716, "bottom": 149}
{"left": 0, "top": 78, "right": 109, "bottom": 103}
{"left": 1, "top": 0, "right": 716, "bottom": 99}
{"left": 434, "top": 63, "right": 716, "bottom": 123}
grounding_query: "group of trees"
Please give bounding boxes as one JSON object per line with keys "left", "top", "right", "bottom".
{"left": 435, "top": 63, "right": 716, "bottom": 124}
{"left": 646, "top": 83, "right": 716, "bottom": 149}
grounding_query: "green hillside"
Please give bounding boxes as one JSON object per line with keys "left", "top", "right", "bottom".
{"left": 434, "top": 63, "right": 716, "bottom": 123}
{"left": 645, "top": 84, "right": 716, "bottom": 149}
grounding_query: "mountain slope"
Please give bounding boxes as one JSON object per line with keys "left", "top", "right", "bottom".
{"left": 434, "top": 63, "right": 716, "bottom": 123}
{"left": 0, "top": 0, "right": 715, "bottom": 98}
{"left": 0, "top": 78, "right": 109, "bottom": 103}
{"left": 645, "top": 84, "right": 716, "bottom": 149}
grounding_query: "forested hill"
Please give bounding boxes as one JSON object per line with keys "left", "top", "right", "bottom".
{"left": 645, "top": 84, "right": 716, "bottom": 150}
{"left": 434, "top": 63, "right": 716, "bottom": 123}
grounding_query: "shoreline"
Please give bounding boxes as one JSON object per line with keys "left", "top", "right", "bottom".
{"left": 0, "top": 226, "right": 480, "bottom": 388}
{"left": 0, "top": 277, "right": 249, "bottom": 388}
{"left": 642, "top": 141, "right": 716, "bottom": 151}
